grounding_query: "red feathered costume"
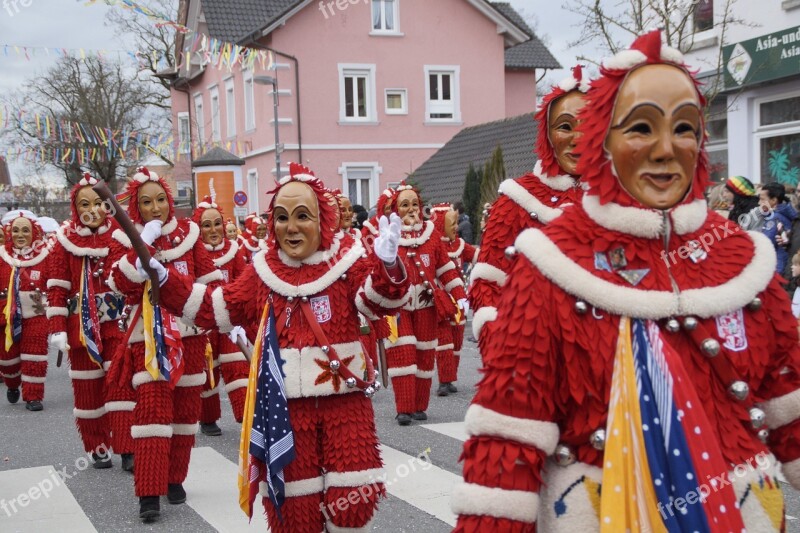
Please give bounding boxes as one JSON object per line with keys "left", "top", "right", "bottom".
{"left": 454, "top": 31, "right": 800, "bottom": 532}
{"left": 240, "top": 213, "right": 267, "bottom": 263}
{"left": 430, "top": 204, "right": 477, "bottom": 391}
{"left": 47, "top": 174, "right": 125, "bottom": 454}
{"left": 108, "top": 167, "right": 222, "bottom": 500}
{"left": 191, "top": 197, "right": 249, "bottom": 424}
{"left": 157, "top": 163, "right": 410, "bottom": 532}
{"left": 377, "top": 185, "right": 466, "bottom": 419}
{"left": 360, "top": 187, "right": 394, "bottom": 241}
{"left": 0, "top": 212, "right": 51, "bottom": 405}
{"left": 469, "top": 66, "right": 589, "bottom": 344}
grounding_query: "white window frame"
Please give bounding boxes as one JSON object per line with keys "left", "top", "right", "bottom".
{"left": 338, "top": 64, "right": 377, "bottom": 124}
{"left": 225, "top": 77, "right": 236, "bottom": 138}
{"left": 753, "top": 91, "right": 800, "bottom": 183}
{"left": 338, "top": 162, "right": 382, "bottom": 208}
{"left": 424, "top": 65, "right": 461, "bottom": 124}
{"left": 370, "top": 0, "right": 401, "bottom": 35}
{"left": 193, "top": 94, "right": 205, "bottom": 144}
{"left": 247, "top": 169, "right": 260, "bottom": 214}
{"left": 385, "top": 88, "right": 408, "bottom": 115}
{"left": 243, "top": 70, "right": 256, "bottom": 132}
{"left": 177, "top": 112, "right": 190, "bottom": 154}
{"left": 209, "top": 85, "right": 221, "bottom": 142}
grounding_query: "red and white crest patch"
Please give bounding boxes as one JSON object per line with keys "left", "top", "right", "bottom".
{"left": 310, "top": 295, "right": 331, "bottom": 323}
{"left": 716, "top": 309, "right": 748, "bottom": 352}
{"left": 174, "top": 261, "right": 189, "bottom": 276}
{"left": 421, "top": 254, "right": 431, "bottom": 267}
{"left": 221, "top": 269, "right": 229, "bottom": 283}
{"left": 30, "top": 270, "right": 40, "bottom": 281}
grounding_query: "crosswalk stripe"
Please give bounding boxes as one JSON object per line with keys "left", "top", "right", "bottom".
{"left": 420, "top": 420, "right": 467, "bottom": 442}
{"left": 0, "top": 466, "right": 97, "bottom": 532}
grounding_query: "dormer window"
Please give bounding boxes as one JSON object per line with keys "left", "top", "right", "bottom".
{"left": 372, "top": 0, "right": 398, "bottom": 32}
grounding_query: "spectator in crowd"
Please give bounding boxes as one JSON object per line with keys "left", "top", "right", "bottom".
{"left": 725, "top": 175, "right": 762, "bottom": 231}
{"left": 706, "top": 182, "right": 731, "bottom": 218}
{"left": 352, "top": 204, "right": 367, "bottom": 230}
{"left": 791, "top": 251, "right": 800, "bottom": 318}
{"left": 783, "top": 183, "right": 800, "bottom": 290}
{"left": 452, "top": 201, "right": 473, "bottom": 244}
{"left": 760, "top": 182, "right": 796, "bottom": 275}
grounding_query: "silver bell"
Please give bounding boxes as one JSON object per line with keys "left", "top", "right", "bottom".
{"left": 302, "top": 296, "right": 309, "bottom": 302}
{"left": 683, "top": 317, "right": 698, "bottom": 331}
{"left": 554, "top": 444, "right": 576, "bottom": 466}
{"left": 93, "top": 271, "right": 100, "bottom": 278}
{"left": 340, "top": 274, "right": 347, "bottom": 280}
{"left": 328, "top": 360, "right": 340, "bottom": 373}
{"left": 574, "top": 301, "right": 588, "bottom": 315}
{"left": 504, "top": 246, "right": 516, "bottom": 259}
{"left": 757, "top": 428, "right": 769, "bottom": 443}
{"left": 729, "top": 381, "right": 749, "bottom": 401}
{"left": 423, "top": 281, "right": 430, "bottom": 287}
{"left": 373, "top": 380, "right": 382, "bottom": 391}
{"left": 364, "top": 386, "right": 376, "bottom": 398}
{"left": 415, "top": 261, "right": 421, "bottom": 267}
{"left": 374, "top": 369, "right": 380, "bottom": 380}
{"left": 749, "top": 407, "right": 766, "bottom": 428}
{"left": 665, "top": 318, "right": 680, "bottom": 333}
{"left": 701, "top": 338, "right": 720, "bottom": 357}
{"left": 345, "top": 377, "right": 357, "bottom": 389}
{"left": 589, "top": 429, "right": 606, "bottom": 450}
{"left": 426, "top": 288, "right": 433, "bottom": 295}
{"left": 287, "top": 296, "right": 294, "bottom": 302}
{"left": 321, "top": 345, "right": 330, "bottom": 354}
{"left": 529, "top": 212, "right": 539, "bottom": 219}
{"left": 748, "top": 297, "right": 762, "bottom": 311}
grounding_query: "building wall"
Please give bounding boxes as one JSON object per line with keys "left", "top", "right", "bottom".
{"left": 504, "top": 70, "right": 537, "bottom": 118}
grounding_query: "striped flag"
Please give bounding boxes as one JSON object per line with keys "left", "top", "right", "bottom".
{"left": 78, "top": 258, "right": 103, "bottom": 367}
{"left": 142, "top": 280, "right": 184, "bottom": 387}
{"left": 3, "top": 266, "right": 21, "bottom": 351}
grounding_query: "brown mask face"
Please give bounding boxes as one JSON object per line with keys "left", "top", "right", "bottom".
{"left": 76, "top": 186, "right": 107, "bottom": 229}
{"left": 200, "top": 208, "right": 224, "bottom": 246}
{"left": 0, "top": 229, "right": 5, "bottom": 246}
{"left": 225, "top": 222, "right": 239, "bottom": 240}
{"left": 604, "top": 64, "right": 702, "bottom": 210}
{"left": 444, "top": 209, "right": 458, "bottom": 241}
{"left": 548, "top": 91, "right": 586, "bottom": 176}
{"left": 138, "top": 182, "right": 170, "bottom": 223}
{"left": 273, "top": 181, "right": 322, "bottom": 261}
{"left": 339, "top": 197, "right": 353, "bottom": 230}
{"left": 11, "top": 217, "right": 33, "bottom": 249}
{"left": 396, "top": 190, "right": 420, "bottom": 226}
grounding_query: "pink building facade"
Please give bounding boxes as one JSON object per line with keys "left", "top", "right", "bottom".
{"left": 168, "top": 0, "right": 558, "bottom": 216}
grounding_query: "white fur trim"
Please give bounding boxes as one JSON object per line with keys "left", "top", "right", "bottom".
{"left": 219, "top": 352, "right": 247, "bottom": 364}
{"left": 759, "top": 388, "right": 800, "bottom": 430}
{"left": 387, "top": 364, "right": 417, "bottom": 378}
{"left": 278, "top": 233, "right": 342, "bottom": 266}
{"left": 416, "top": 369, "right": 435, "bottom": 379}
{"left": 68, "top": 368, "right": 105, "bottom": 380}
{"left": 56, "top": 227, "right": 108, "bottom": 258}
{"left": 465, "top": 404, "right": 559, "bottom": 454}
{"left": 435, "top": 343, "right": 455, "bottom": 352}
{"left": 253, "top": 241, "right": 364, "bottom": 298}
{"left": 582, "top": 196, "right": 707, "bottom": 238}
{"left": 533, "top": 160, "right": 576, "bottom": 191}
{"left": 0, "top": 371, "right": 21, "bottom": 379}
{"left": 538, "top": 459, "right": 603, "bottom": 531}
{"left": 402, "top": 222, "right": 423, "bottom": 232}
{"left": 451, "top": 483, "right": 539, "bottom": 523}
{"left": 602, "top": 49, "right": 648, "bottom": 71}
{"left": 74, "top": 220, "right": 111, "bottom": 236}
{"left": 470, "top": 263, "right": 508, "bottom": 288}
{"left": 355, "top": 293, "right": 379, "bottom": 321}
{"left": 448, "top": 240, "right": 466, "bottom": 260}
{"left": 212, "top": 286, "right": 233, "bottom": 332}
{"left": 181, "top": 283, "right": 207, "bottom": 326}
{"left": 501, "top": 178, "right": 564, "bottom": 224}
{"left": 111, "top": 228, "right": 131, "bottom": 248}
{"left": 47, "top": 279, "right": 72, "bottom": 290}
{"left": 326, "top": 522, "right": 373, "bottom": 533}
{"left": 672, "top": 200, "right": 709, "bottom": 234}
{"left": 196, "top": 270, "right": 223, "bottom": 285}
{"left": 176, "top": 372, "right": 206, "bottom": 387}
{"left": 399, "top": 221, "right": 435, "bottom": 247}
{"left": 472, "top": 306, "right": 497, "bottom": 338}
{"left": 436, "top": 262, "right": 455, "bottom": 277}
{"left": 363, "top": 275, "right": 408, "bottom": 309}
{"left": 782, "top": 457, "right": 800, "bottom": 490}
{"left": 362, "top": 219, "right": 378, "bottom": 236}
{"left": 0, "top": 357, "right": 21, "bottom": 366}
{"left": 105, "top": 401, "right": 136, "bottom": 412}
{"left": 224, "top": 378, "right": 249, "bottom": 393}
{"left": 326, "top": 467, "right": 384, "bottom": 488}
{"left": 74, "top": 406, "right": 106, "bottom": 419}
{"left": 212, "top": 241, "right": 240, "bottom": 267}
{"left": 131, "top": 424, "right": 173, "bottom": 439}
{"left": 416, "top": 339, "right": 437, "bottom": 351}
{"left": 444, "top": 278, "right": 464, "bottom": 292}
{"left": 21, "top": 375, "right": 47, "bottom": 383}
{"left": 46, "top": 307, "right": 69, "bottom": 318}
{"left": 556, "top": 76, "right": 591, "bottom": 94}
{"left": 661, "top": 45, "right": 685, "bottom": 64}
{"left": 200, "top": 385, "right": 220, "bottom": 398}
{"left": 118, "top": 255, "right": 146, "bottom": 284}
{"left": 154, "top": 221, "right": 199, "bottom": 263}
{"left": 516, "top": 228, "right": 775, "bottom": 319}
{"left": 20, "top": 353, "right": 49, "bottom": 362}
{"left": 280, "top": 342, "right": 366, "bottom": 399}
{"left": 0, "top": 245, "right": 49, "bottom": 268}
{"left": 132, "top": 371, "right": 159, "bottom": 389}
{"left": 383, "top": 335, "right": 415, "bottom": 349}
{"left": 172, "top": 422, "right": 199, "bottom": 435}
{"left": 271, "top": 476, "right": 325, "bottom": 498}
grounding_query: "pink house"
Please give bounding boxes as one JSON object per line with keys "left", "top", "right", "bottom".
{"left": 166, "top": 0, "right": 559, "bottom": 218}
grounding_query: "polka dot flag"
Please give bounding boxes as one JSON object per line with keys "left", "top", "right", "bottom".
{"left": 600, "top": 317, "right": 745, "bottom": 532}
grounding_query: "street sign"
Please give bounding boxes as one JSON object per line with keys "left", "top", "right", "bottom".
{"left": 233, "top": 207, "right": 248, "bottom": 217}
{"left": 233, "top": 190, "right": 248, "bottom": 207}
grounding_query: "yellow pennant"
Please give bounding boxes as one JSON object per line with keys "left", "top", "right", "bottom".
{"left": 141, "top": 281, "right": 160, "bottom": 381}
{"left": 385, "top": 315, "right": 399, "bottom": 343}
{"left": 205, "top": 342, "right": 215, "bottom": 389}
{"left": 3, "top": 266, "right": 16, "bottom": 351}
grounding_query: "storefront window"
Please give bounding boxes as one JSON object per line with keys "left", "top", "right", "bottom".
{"left": 708, "top": 148, "right": 729, "bottom": 184}
{"left": 760, "top": 96, "right": 800, "bottom": 127}
{"left": 706, "top": 101, "right": 728, "bottom": 184}
{"left": 694, "top": 0, "right": 713, "bottom": 32}
{"left": 761, "top": 133, "right": 800, "bottom": 186}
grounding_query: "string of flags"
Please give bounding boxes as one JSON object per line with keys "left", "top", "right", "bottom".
{"left": 83, "top": 0, "right": 191, "bottom": 33}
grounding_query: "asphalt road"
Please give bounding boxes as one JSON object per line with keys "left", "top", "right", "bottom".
{"left": 0, "top": 335, "right": 798, "bottom": 532}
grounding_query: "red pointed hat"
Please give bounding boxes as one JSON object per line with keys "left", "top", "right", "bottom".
{"left": 575, "top": 30, "right": 709, "bottom": 208}
{"left": 534, "top": 65, "right": 592, "bottom": 178}
{"left": 123, "top": 167, "right": 176, "bottom": 224}
{"left": 192, "top": 195, "right": 225, "bottom": 225}
{"left": 376, "top": 187, "right": 395, "bottom": 214}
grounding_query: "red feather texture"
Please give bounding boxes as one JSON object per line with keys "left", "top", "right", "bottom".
{"left": 429, "top": 202, "right": 451, "bottom": 235}
{"left": 191, "top": 196, "right": 224, "bottom": 225}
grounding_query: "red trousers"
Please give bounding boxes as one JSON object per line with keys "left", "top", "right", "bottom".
{"left": 105, "top": 343, "right": 136, "bottom": 456}
{"left": 19, "top": 316, "right": 49, "bottom": 402}
{"left": 0, "top": 325, "right": 22, "bottom": 392}
{"left": 262, "top": 393, "right": 384, "bottom": 533}
{"left": 384, "top": 307, "right": 438, "bottom": 414}
{"left": 131, "top": 335, "right": 206, "bottom": 497}
{"left": 68, "top": 345, "right": 111, "bottom": 453}
{"left": 200, "top": 331, "right": 249, "bottom": 424}
{"left": 436, "top": 320, "right": 464, "bottom": 384}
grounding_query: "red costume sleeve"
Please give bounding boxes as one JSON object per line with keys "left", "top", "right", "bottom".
{"left": 461, "top": 241, "right": 478, "bottom": 268}
{"left": 435, "top": 240, "right": 466, "bottom": 302}
{"left": 453, "top": 257, "right": 560, "bottom": 532}
{"left": 45, "top": 241, "right": 71, "bottom": 334}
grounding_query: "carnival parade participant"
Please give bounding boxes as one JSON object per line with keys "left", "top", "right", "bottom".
{"left": 107, "top": 167, "right": 223, "bottom": 521}
{"left": 0, "top": 212, "right": 51, "bottom": 411}
{"left": 240, "top": 213, "right": 267, "bottom": 262}
{"left": 192, "top": 196, "right": 249, "bottom": 434}
{"left": 379, "top": 184, "right": 466, "bottom": 425}
{"left": 430, "top": 203, "right": 477, "bottom": 396}
{"left": 361, "top": 187, "right": 394, "bottom": 242}
{"left": 225, "top": 218, "right": 240, "bottom": 242}
{"left": 46, "top": 173, "right": 125, "bottom": 467}
{"left": 337, "top": 192, "right": 360, "bottom": 241}
{"left": 453, "top": 31, "right": 800, "bottom": 532}
{"left": 137, "top": 162, "right": 410, "bottom": 532}
{"left": 469, "top": 65, "right": 589, "bottom": 346}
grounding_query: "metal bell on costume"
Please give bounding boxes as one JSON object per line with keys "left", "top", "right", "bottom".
{"left": 757, "top": 428, "right": 769, "bottom": 443}
{"left": 345, "top": 377, "right": 357, "bottom": 389}
{"left": 701, "top": 338, "right": 720, "bottom": 357}
{"left": 665, "top": 318, "right": 680, "bottom": 333}
{"left": 574, "top": 301, "right": 588, "bottom": 315}
{"left": 682, "top": 316, "right": 698, "bottom": 331}
{"left": 554, "top": 444, "right": 576, "bottom": 466}
{"left": 749, "top": 407, "right": 766, "bottom": 428}
{"left": 504, "top": 246, "right": 516, "bottom": 259}
{"left": 364, "top": 386, "right": 376, "bottom": 398}
{"left": 589, "top": 429, "right": 606, "bottom": 450}
{"left": 373, "top": 380, "right": 382, "bottom": 392}
{"left": 321, "top": 345, "right": 330, "bottom": 354}
{"left": 529, "top": 212, "right": 539, "bottom": 220}
{"left": 748, "top": 297, "right": 762, "bottom": 311}
{"left": 329, "top": 360, "right": 340, "bottom": 373}
{"left": 729, "top": 381, "right": 749, "bottom": 401}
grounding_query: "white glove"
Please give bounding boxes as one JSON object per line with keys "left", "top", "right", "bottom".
{"left": 374, "top": 213, "right": 402, "bottom": 264}
{"left": 50, "top": 332, "right": 69, "bottom": 353}
{"left": 140, "top": 220, "right": 163, "bottom": 246}
{"left": 135, "top": 257, "right": 168, "bottom": 286}
{"left": 458, "top": 298, "right": 469, "bottom": 315}
{"left": 228, "top": 325, "right": 247, "bottom": 346}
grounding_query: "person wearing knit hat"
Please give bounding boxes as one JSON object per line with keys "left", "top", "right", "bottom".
{"left": 454, "top": 30, "right": 800, "bottom": 531}
{"left": 726, "top": 175, "right": 756, "bottom": 197}
{"left": 725, "top": 175, "right": 763, "bottom": 231}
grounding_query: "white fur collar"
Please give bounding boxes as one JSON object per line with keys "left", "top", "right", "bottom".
{"left": 402, "top": 222, "right": 423, "bottom": 232}
{"left": 277, "top": 233, "right": 342, "bottom": 267}
{"left": 204, "top": 242, "right": 225, "bottom": 252}
{"left": 400, "top": 221, "right": 434, "bottom": 247}
{"left": 209, "top": 241, "right": 240, "bottom": 268}
{"left": 515, "top": 228, "right": 775, "bottom": 319}
{"left": 56, "top": 226, "right": 109, "bottom": 258}
{"left": 133, "top": 217, "right": 179, "bottom": 236}
{"left": 252, "top": 240, "right": 365, "bottom": 298}
{"left": 499, "top": 179, "right": 564, "bottom": 224}
{"left": 533, "top": 160, "right": 576, "bottom": 191}
{"left": 154, "top": 221, "right": 199, "bottom": 263}
{"left": 244, "top": 239, "right": 266, "bottom": 253}
{"left": 448, "top": 238, "right": 465, "bottom": 259}
{"left": 112, "top": 228, "right": 131, "bottom": 248}
{"left": 582, "top": 196, "right": 708, "bottom": 238}
{"left": 74, "top": 220, "right": 112, "bottom": 237}
{"left": 363, "top": 219, "right": 378, "bottom": 236}
{"left": 0, "top": 245, "right": 49, "bottom": 268}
